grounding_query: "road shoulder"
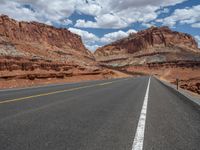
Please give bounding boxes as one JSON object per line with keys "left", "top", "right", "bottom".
{"left": 156, "top": 77, "right": 200, "bottom": 107}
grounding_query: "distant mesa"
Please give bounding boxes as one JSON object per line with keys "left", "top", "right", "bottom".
{"left": 94, "top": 26, "right": 200, "bottom": 95}
{"left": 95, "top": 26, "right": 198, "bottom": 58}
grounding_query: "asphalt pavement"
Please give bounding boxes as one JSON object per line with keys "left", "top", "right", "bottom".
{"left": 0, "top": 76, "right": 199, "bottom": 150}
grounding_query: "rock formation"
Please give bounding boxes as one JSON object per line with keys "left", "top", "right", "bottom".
{"left": 95, "top": 26, "right": 200, "bottom": 94}
{"left": 0, "top": 15, "right": 93, "bottom": 61}
{"left": 1, "top": 15, "right": 199, "bottom": 94}
{"left": 95, "top": 26, "right": 198, "bottom": 57}
{"left": 0, "top": 15, "right": 127, "bottom": 89}
{"left": 95, "top": 26, "right": 200, "bottom": 66}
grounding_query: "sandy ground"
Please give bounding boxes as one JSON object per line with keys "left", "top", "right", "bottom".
{"left": 123, "top": 66, "right": 200, "bottom": 95}
{"left": 0, "top": 69, "right": 130, "bottom": 89}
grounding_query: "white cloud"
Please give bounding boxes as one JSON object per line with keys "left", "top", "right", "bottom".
{"left": 61, "top": 19, "right": 73, "bottom": 25}
{"left": 161, "top": 5, "right": 200, "bottom": 27}
{"left": 141, "top": 22, "right": 156, "bottom": 28}
{"left": 75, "top": 20, "right": 96, "bottom": 28}
{"left": 195, "top": 35, "right": 200, "bottom": 48}
{"left": 75, "top": 0, "right": 187, "bottom": 29}
{"left": 101, "top": 29, "right": 137, "bottom": 43}
{"left": 159, "top": 8, "right": 170, "bottom": 14}
{"left": 75, "top": 0, "right": 102, "bottom": 16}
{"left": 68, "top": 28, "right": 99, "bottom": 44}
{"left": 160, "top": 0, "right": 186, "bottom": 6}
{"left": 68, "top": 28, "right": 101, "bottom": 51}
{"left": 85, "top": 44, "right": 100, "bottom": 52}
{"left": 75, "top": 14, "right": 129, "bottom": 29}
{"left": 0, "top": 0, "right": 74, "bottom": 25}
{"left": 191, "top": 22, "right": 200, "bottom": 28}
{"left": 0, "top": 0, "right": 187, "bottom": 29}
{"left": 0, "top": 1, "right": 39, "bottom": 22}
{"left": 127, "top": 29, "right": 137, "bottom": 35}
{"left": 74, "top": 5, "right": 158, "bottom": 29}
{"left": 68, "top": 28, "right": 137, "bottom": 51}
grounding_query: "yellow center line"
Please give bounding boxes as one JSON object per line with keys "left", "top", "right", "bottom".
{"left": 98, "top": 81, "right": 113, "bottom": 86}
{"left": 0, "top": 81, "right": 116, "bottom": 105}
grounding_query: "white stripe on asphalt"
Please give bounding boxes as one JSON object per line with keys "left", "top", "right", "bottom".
{"left": 132, "top": 77, "right": 151, "bottom": 150}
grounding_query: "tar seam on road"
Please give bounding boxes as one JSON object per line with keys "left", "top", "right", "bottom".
{"left": 0, "top": 79, "right": 128, "bottom": 105}
{"left": 132, "top": 77, "right": 151, "bottom": 150}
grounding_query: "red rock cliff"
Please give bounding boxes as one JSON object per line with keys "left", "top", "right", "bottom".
{"left": 95, "top": 26, "right": 199, "bottom": 56}
{"left": 0, "top": 15, "right": 92, "bottom": 60}
{"left": 0, "top": 15, "right": 122, "bottom": 89}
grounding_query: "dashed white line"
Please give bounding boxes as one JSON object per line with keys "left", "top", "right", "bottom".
{"left": 132, "top": 77, "right": 151, "bottom": 150}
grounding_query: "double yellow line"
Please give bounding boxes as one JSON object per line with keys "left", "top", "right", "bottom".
{"left": 0, "top": 81, "right": 114, "bottom": 105}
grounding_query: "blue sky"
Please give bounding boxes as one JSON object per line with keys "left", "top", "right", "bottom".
{"left": 0, "top": 0, "right": 199, "bottom": 51}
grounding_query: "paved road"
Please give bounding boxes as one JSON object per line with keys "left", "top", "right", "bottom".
{"left": 0, "top": 77, "right": 199, "bottom": 150}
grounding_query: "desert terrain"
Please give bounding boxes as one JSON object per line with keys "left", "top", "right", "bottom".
{"left": 0, "top": 15, "right": 129, "bottom": 89}
{"left": 0, "top": 15, "right": 200, "bottom": 94}
{"left": 95, "top": 26, "right": 200, "bottom": 94}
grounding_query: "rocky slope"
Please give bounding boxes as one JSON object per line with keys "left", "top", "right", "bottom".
{"left": 0, "top": 15, "right": 128, "bottom": 89}
{"left": 95, "top": 26, "right": 200, "bottom": 94}
{"left": 0, "top": 15, "right": 93, "bottom": 62}
{"left": 96, "top": 26, "right": 198, "bottom": 55}
{"left": 95, "top": 26, "right": 199, "bottom": 66}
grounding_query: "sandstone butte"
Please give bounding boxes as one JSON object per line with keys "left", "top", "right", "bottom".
{"left": 94, "top": 26, "right": 200, "bottom": 94}
{"left": 0, "top": 15, "right": 92, "bottom": 61}
{"left": 0, "top": 15, "right": 128, "bottom": 89}
{"left": 95, "top": 26, "right": 198, "bottom": 58}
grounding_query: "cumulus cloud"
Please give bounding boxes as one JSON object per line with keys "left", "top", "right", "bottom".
{"left": 157, "top": 8, "right": 170, "bottom": 15}
{"left": 68, "top": 28, "right": 99, "bottom": 44}
{"left": 0, "top": 0, "right": 74, "bottom": 25}
{"left": 101, "top": 29, "right": 137, "bottom": 43}
{"left": 141, "top": 22, "right": 156, "bottom": 28}
{"left": 75, "top": 0, "right": 102, "bottom": 16}
{"left": 68, "top": 28, "right": 101, "bottom": 51}
{"left": 161, "top": 5, "right": 200, "bottom": 27}
{"left": 85, "top": 44, "right": 101, "bottom": 52}
{"left": 75, "top": 14, "right": 129, "bottom": 29}
{"left": 192, "top": 22, "right": 200, "bottom": 28}
{"left": 69, "top": 27, "right": 137, "bottom": 44}
{"left": 75, "top": 0, "right": 186, "bottom": 29}
{"left": 68, "top": 28, "right": 137, "bottom": 51}
{"left": 0, "top": 0, "right": 187, "bottom": 29}
{"left": 195, "top": 35, "right": 200, "bottom": 48}
{"left": 0, "top": 1, "right": 39, "bottom": 22}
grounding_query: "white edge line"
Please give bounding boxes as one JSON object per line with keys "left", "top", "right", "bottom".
{"left": 132, "top": 77, "right": 151, "bottom": 150}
